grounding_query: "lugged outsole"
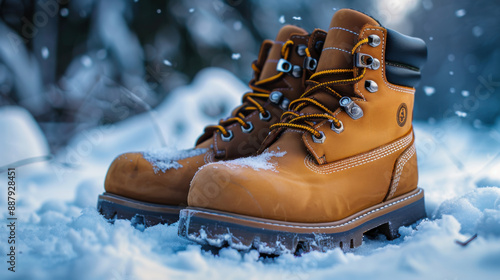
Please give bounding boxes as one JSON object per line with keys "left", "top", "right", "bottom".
{"left": 97, "top": 192, "right": 183, "bottom": 227}
{"left": 178, "top": 188, "right": 426, "bottom": 254}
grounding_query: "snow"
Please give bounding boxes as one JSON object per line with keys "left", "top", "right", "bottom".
{"left": 455, "top": 9, "right": 466, "bottom": 17}
{"left": 0, "top": 106, "right": 50, "bottom": 170}
{"left": 41, "top": 47, "right": 49, "bottom": 59}
{"left": 472, "top": 26, "right": 483, "bottom": 37}
{"left": 1, "top": 68, "right": 500, "bottom": 279}
{"left": 142, "top": 148, "right": 208, "bottom": 173}
{"left": 279, "top": 15, "right": 285, "bottom": 24}
{"left": 214, "top": 150, "right": 286, "bottom": 172}
{"left": 423, "top": 86, "right": 435, "bottom": 96}
{"left": 231, "top": 53, "right": 241, "bottom": 60}
{"left": 60, "top": 8, "right": 69, "bottom": 17}
{"left": 163, "top": 59, "right": 172, "bottom": 66}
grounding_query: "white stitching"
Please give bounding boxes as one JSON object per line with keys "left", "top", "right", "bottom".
{"left": 328, "top": 26, "right": 359, "bottom": 36}
{"left": 304, "top": 133, "right": 413, "bottom": 174}
{"left": 387, "top": 144, "right": 416, "bottom": 199}
{"left": 322, "top": 46, "right": 351, "bottom": 54}
{"left": 190, "top": 189, "right": 422, "bottom": 229}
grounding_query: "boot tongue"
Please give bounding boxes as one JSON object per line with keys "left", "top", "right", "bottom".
{"left": 317, "top": 9, "right": 379, "bottom": 71}
{"left": 259, "top": 25, "right": 308, "bottom": 81}
{"left": 298, "top": 9, "right": 379, "bottom": 116}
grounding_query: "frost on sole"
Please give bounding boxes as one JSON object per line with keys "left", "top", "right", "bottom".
{"left": 178, "top": 188, "right": 426, "bottom": 254}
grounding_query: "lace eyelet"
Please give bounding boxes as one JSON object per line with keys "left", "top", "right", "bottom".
{"left": 259, "top": 110, "right": 272, "bottom": 122}
{"left": 221, "top": 130, "right": 234, "bottom": 142}
{"left": 241, "top": 122, "right": 254, "bottom": 133}
{"left": 330, "top": 120, "right": 344, "bottom": 134}
{"left": 312, "top": 131, "right": 326, "bottom": 144}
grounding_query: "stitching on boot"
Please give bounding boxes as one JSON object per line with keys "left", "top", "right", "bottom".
{"left": 322, "top": 46, "right": 351, "bottom": 54}
{"left": 386, "top": 143, "right": 416, "bottom": 200}
{"left": 304, "top": 132, "right": 412, "bottom": 174}
{"left": 191, "top": 189, "right": 422, "bottom": 229}
{"left": 328, "top": 26, "right": 360, "bottom": 36}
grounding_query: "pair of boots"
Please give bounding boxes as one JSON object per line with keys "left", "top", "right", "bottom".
{"left": 98, "top": 9, "right": 427, "bottom": 254}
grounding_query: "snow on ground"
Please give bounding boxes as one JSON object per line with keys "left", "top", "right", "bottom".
{"left": 1, "top": 68, "right": 500, "bottom": 279}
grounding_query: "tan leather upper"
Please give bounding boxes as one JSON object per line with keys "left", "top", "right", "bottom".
{"left": 104, "top": 26, "right": 326, "bottom": 205}
{"left": 188, "top": 9, "right": 420, "bottom": 222}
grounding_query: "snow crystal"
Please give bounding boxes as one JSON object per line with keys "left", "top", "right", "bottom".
{"left": 429, "top": 36, "right": 433, "bottom": 41}
{"left": 189, "top": 8, "right": 195, "bottom": 13}
{"left": 142, "top": 147, "right": 208, "bottom": 173}
{"left": 163, "top": 59, "right": 172, "bottom": 66}
{"left": 217, "top": 150, "right": 286, "bottom": 172}
{"left": 292, "top": 16, "right": 302, "bottom": 21}
{"left": 279, "top": 15, "right": 285, "bottom": 24}
{"left": 455, "top": 110, "right": 467, "bottom": 117}
{"left": 157, "top": 9, "right": 162, "bottom": 14}
{"left": 41, "top": 47, "right": 49, "bottom": 59}
{"left": 422, "top": 0, "right": 433, "bottom": 10}
{"left": 60, "top": 7, "right": 69, "bottom": 17}
{"left": 81, "top": 55, "right": 92, "bottom": 67}
{"left": 447, "top": 54, "right": 455, "bottom": 62}
{"left": 423, "top": 86, "right": 435, "bottom": 96}
{"left": 231, "top": 53, "right": 241, "bottom": 60}
{"left": 449, "top": 71, "right": 454, "bottom": 76}
{"left": 450, "top": 87, "right": 455, "bottom": 93}
{"left": 455, "top": 9, "right": 466, "bottom": 17}
{"left": 461, "top": 90, "right": 470, "bottom": 97}
{"left": 472, "top": 26, "right": 483, "bottom": 37}
{"left": 233, "top": 21, "right": 242, "bottom": 30}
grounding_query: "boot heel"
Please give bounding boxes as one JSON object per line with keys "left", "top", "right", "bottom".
{"left": 366, "top": 193, "right": 426, "bottom": 240}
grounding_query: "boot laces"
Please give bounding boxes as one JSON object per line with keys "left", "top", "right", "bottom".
{"left": 270, "top": 38, "right": 369, "bottom": 138}
{"left": 206, "top": 40, "right": 297, "bottom": 137}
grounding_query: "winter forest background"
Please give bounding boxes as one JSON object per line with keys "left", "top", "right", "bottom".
{"left": 1, "top": 0, "right": 500, "bottom": 279}
{"left": 1, "top": 0, "right": 499, "bottom": 151}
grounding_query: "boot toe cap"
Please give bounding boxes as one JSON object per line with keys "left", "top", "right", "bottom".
{"left": 104, "top": 151, "right": 206, "bottom": 205}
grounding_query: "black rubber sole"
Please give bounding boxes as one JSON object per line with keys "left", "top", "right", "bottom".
{"left": 178, "top": 188, "right": 426, "bottom": 254}
{"left": 97, "top": 192, "right": 183, "bottom": 227}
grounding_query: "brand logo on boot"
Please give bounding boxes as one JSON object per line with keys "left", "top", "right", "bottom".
{"left": 397, "top": 103, "right": 408, "bottom": 127}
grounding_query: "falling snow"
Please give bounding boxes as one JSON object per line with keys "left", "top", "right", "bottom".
{"left": 231, "top": 53, "right": 241, "bottom": 60}
{"left": 41, "top": 47, "right": 49, "bottom": 59}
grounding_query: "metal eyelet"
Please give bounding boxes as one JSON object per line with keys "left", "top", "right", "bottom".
{"left": 368, "top": 35, "right": 381, "bottom": 47}
{"left": 259, "top": 110, "right": 272, "bottom": 122}
{"left": 355, "top": 53, "right": 380, "bottom": 70}
{"left": 269, "top": 91, "right": 283, "bottom": 104}
{"left": 292, "top": 65, "right": 303, "bottom": 78}
{"left": 304, "top": 57, "right": 318, "bottom": 71}
{"left": 297, "top": 45, "right": 307, "bottom": 56}
{"left": 315, "top": 40, "right": 324, "bottom": 52}
{"left": 365, "top": 80, "right": 378, "bottom": 92}
{"left": 241, "top": 122, "right": 254, "bottom": 133}
{"left": 221, "top": 130, "right": 234, "bottom": 142}
{"left": 339, "top": 96, "right": 363, "bottom": 120}
{"left": 276, "top": 59, "right": 292, "bottom": 73}
{"left": 330, "top": 120, "right": 344, "bottom": 134}
{"left": 280, "top": 97, "right": 290, "bottom": 110}
{"left": 312, "top": 131, "right": 326, "bottom": 144}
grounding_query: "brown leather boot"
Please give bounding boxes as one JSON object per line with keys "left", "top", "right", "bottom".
{"left": 179, "top": 9, "right": 427, "bottom": 253}
{"left": 97, "top": 26, "right": 326, "bottom": 226}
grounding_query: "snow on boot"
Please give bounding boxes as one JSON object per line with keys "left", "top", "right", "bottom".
{"left": 179, "top": 9, "right": 428, "bottom": 254}
{"left": 97, "top": 25, "right": 326, "bottom": 226}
